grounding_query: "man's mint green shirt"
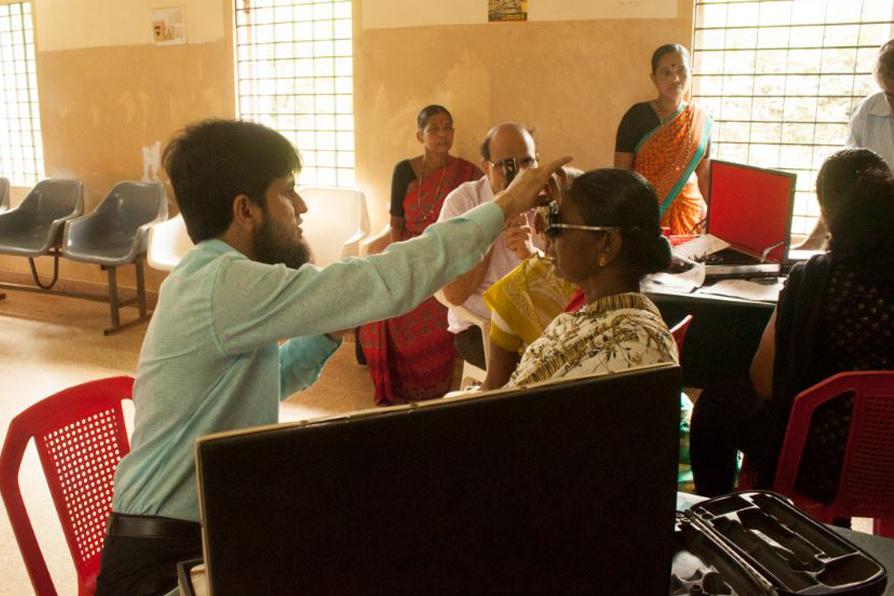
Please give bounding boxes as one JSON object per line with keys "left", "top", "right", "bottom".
{"left": 112, "top": 202, "right": 504, "bottom": 522}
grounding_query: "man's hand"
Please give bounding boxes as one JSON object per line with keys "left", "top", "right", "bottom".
{"left": 493, "top": 156, "right": 573, "bottom": 221}
{"left": 503, "top": 214, "right": 532, "bottom": 260}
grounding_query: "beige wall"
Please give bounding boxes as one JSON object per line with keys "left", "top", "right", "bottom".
{"left": 0, "top": 0, "right": 234, "bottom": 290}
{"left": 354, "top": 0, "right": 695, "bottom": 233}
{"left": 1, "top": 0, "right": 694, "bottom": 289}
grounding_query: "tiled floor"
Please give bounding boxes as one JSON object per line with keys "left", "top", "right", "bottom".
{"left": 0, "top": 290, "right": 373, "bottom": 595}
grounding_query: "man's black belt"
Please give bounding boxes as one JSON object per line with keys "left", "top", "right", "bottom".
{"left": 106, "top": 512, "right": 201, "bottom": 540}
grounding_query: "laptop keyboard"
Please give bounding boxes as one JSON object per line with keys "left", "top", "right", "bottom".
{"left": 700, "top": 247, "right": 761, "bottom": 266}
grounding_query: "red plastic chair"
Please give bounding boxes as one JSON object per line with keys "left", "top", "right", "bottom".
{"left": 669, "top": 314, "right": 693, "bottom": 356}
{"left": 0, "top": 376, "right": 134, "bottom": 595}
{"left": 770, "top": 371, "right": 894, "bottom": 537}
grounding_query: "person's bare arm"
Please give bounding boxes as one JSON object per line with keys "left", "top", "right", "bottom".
{"left": 749, "top": 307, "right": 778, "bottom": 400}
{"left": 696, "top": 159, "right": 711, "bottom": 203}
{"left": 389, "top": 216, "right": 405, "bottom": 243}
{"left": 614, "top": 152, "right": 634, "bottom": 170}
{"left": 442, "top": 248, "right": 494, "bottom": 305}
{"left": 696, "top": 143, "right": 711, "bottom": 202}
{"left": 481, "top": 341, "right": 521, "bottom": 390}
{"left": 793, "top": 217, "right": 828, "bottom": 250}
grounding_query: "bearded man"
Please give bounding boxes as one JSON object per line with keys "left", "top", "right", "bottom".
{"left": 95, "top": 118, "right": 567, "bottom": 595}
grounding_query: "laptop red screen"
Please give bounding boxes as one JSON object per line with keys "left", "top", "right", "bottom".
{"left": 707, "top": 161, "right": 795, "bottom": 263}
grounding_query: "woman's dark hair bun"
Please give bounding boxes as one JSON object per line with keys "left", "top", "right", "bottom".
{"left": 568, "top": 169, "right": 670, "bottom": 279}
{"left": 644, "top": 235, "right": 673, "bottom": 274}
{"left": 623, "top": 226, "right": 672, "bottom": 275}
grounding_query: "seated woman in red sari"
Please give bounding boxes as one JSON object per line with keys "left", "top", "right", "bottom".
{"left": 359, "top": 105, "right": 482, "bottom": 404}
{"left": 614, "top": 43, "right": 712, "bottom": 236}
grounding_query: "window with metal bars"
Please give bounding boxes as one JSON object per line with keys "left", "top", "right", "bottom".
{"left": 692, "top": 0, "right": 894, "bottom": 237}
{"left": 0, "top": 1, "right": 43, "bottom": 186}
{"left": 234, "top": 0, "right": 354, "bottom": 187}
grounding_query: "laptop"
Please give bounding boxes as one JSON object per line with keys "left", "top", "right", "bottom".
{"left": 195, "top": 364, "right": 682, "bottom": 595}
{"left": 700, "top": 160, "right": 796, "bottom": 279}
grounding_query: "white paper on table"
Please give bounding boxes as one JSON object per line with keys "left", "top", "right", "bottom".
{"left": 643, "top": 258, "right": 706, "bottom": 293}
{"left": 673, "top": 234, "right": 730, "bottom": 261}
{"left": 697, "top": 279, "right": 785, "bottom": 303}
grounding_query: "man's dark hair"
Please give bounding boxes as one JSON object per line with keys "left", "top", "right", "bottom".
{"left": 417, "top": 104, "right": 451, "bottom": 130}
{"left": 650, "top": 43, "right": 690, "bottom": 74}
{"left": 163, "top": 119, "right": 301, "bottom": 243}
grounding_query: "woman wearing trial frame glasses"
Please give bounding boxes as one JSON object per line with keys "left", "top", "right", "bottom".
{"left": 479, "top": 169, "right": 582, "bottom": 391}
{"left": 542, "top": 199, "right": 621, "bottom": 239}
{"left": 504, "top": 168, "right": 678, "bottom": 388}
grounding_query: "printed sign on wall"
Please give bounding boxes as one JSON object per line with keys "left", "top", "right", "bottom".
{"left": 152, "top": 6, "right": 186, "bottom": 45}
{"left": 489, "top": 0, "right": 527, "bottom": 22}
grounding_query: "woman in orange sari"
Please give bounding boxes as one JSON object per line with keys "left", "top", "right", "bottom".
{"left": 359, "top": 105, "right": 482, "bottom": 404}
{"left": 615, "top": 44, "right": 712, "bottom": 235}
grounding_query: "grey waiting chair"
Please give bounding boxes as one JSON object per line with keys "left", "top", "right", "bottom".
{"left": 63, "top": 181, "right": 167, "bottom": 334}
{"left": 0, "top": 179, "right": 84, "bottom": 288}
{"left": 0, "top": 177, "right": 9, "bottom": 213}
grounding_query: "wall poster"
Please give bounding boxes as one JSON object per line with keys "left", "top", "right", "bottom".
{"left": 489, "top": 0, "right": 527, "bottom": 22}
{"left": 152, "top": 6, "right": 186, "bottom": 45}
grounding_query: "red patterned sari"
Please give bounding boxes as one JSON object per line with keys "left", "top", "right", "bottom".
{"left": 359, "top": 157, "right": 482, "bottom": 404}
{"left": 633, "top": 103, "right": 712, "bottom": 235}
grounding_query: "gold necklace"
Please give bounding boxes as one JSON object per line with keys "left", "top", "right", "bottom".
{"left": 415, "top": 155, "right": 450, "bottom": 220}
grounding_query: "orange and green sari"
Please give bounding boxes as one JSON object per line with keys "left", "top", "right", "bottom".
{"left": 633, "top": 103, "right": 712, "bottom": 235}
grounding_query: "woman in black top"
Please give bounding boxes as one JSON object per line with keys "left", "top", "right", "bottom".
{"left": 387, "top": 105, "right": 481, "bottom": 243}
{"left": 691, "top": 149, "right": 894, "bottom": 502}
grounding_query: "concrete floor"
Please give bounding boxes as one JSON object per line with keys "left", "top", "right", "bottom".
{"left": 0, "top": 290, "right": 373, "bottom": 595}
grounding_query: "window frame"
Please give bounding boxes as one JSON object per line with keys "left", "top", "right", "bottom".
{"left": 0, "top": 0, "right": 44, "bottom": 187}
{"left": 690, "top": 0, "right": 894, "bottom": 237}
{"left": 233, "top": 0, "right": 356, "bottom": 188}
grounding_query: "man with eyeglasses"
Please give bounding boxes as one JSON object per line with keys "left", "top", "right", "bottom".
{"left": 798, "top": 38, "right": 894, "bottom": 250}
{"left": 437, "top": 121, "right": 539, "bottom": 370}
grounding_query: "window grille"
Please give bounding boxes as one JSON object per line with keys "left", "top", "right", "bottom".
{"left": 0, "top": 1, "right": 43, "bottom": 186}
{"left": 692, "top": 0, "right": 894, "bottom": 236}
{"left": 234, "top": 0, "right": 355, "bottom": 187}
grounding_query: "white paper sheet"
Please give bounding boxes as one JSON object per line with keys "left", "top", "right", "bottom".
{"left": 673, "top": 234, "right": 730, "bottom": 261}
{"left": 643, "top": 257, "right": 706, "bottom": 293}
{"left": 697, "top": 279, "right": 785, "bottom": 303}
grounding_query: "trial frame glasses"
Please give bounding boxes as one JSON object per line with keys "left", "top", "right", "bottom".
{"left": 543, "top": 200, "right": 620, "bottom": 239}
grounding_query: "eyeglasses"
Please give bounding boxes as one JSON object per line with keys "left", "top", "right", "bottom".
{"left": 488, "top": 157, "right": 538, "bottom": 175}
{"left": 543, "top": 200, "right": 620, "bottom": 238}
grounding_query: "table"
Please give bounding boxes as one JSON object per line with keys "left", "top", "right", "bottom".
{"left": 649, "top": 290, "right": 775, "bottom": 388}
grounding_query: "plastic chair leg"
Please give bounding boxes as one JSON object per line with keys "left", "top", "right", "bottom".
{"left": 28, "top": 253, "right": 60, "bottom": 289}
{"left": 873, "top": 517, "right": 894, "bottom": 538}
{"left": 135, "top": 259, "right": 147, "bottom": 318}
{"left": 106, "top": 265, "right": 120, "bottom": 331}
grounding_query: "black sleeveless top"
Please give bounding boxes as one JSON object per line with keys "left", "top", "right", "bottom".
{"left": 774, "top": 254, "right": 894, "bottom": 502}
